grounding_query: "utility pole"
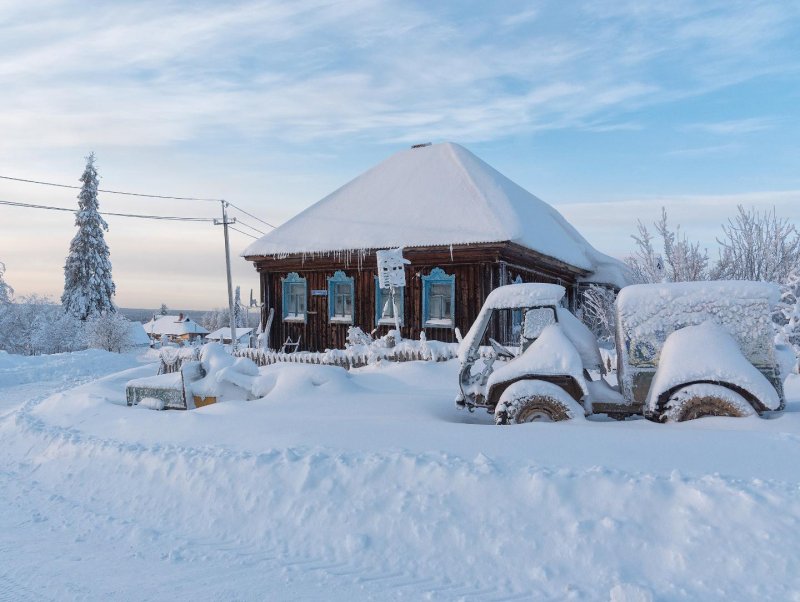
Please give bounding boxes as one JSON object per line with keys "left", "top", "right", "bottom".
{"left": 214, "top": 200, "right": 238, "bottom": 351}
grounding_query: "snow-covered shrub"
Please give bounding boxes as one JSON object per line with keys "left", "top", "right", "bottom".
{"left": 775, "top": 270, "right": 800, "bottom": 373}
{"left": 626, "top": 208, "right": 709, "bottom": 283}
{"left": 346, "top": 326, "right": 373, "bottom": 347}
{"left": 580, "top": 284, "right": 617, "bottom": 344}
{"left": 0, "top": 295, "right": 85, "bottom": 355}
{"left": 712, "top": 205, "right": 800, "bottom": 283}
{"left": 86, "top": 311, "right": 133, "bottom": 353}
{"left": 0, "top": 261, "right": 13, "bottom": 304}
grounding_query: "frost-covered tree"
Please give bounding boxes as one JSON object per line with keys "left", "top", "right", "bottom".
{"left": 0, "top": 295, "right": 84, "bottom": 355}
{"left": 774, "top": 270, "right": 800, "bottom": 371}
{"left": 234, "top": 286, "right": 246, "bottom": 328}
{"left": 626, "top": 208, "right": 708, "bottom": 283}
{"left": 0, "top": 261, "right": 13, "bottom": 304}
{"left": 159, "top": 303, "right": 169, "bottom": 315}
{"left": 200, "top": 307, "right": 229, "bottom": 332}
{"left": 86, "top": 311, "right": 133, "bottom": 353}
{"left": 580, "top": 285, "right": 617, "bottom": 344}
{"left": 712, "top": 205, "right": 800, "bottom": 283}
{"left": 61, "top": 153, "right": 116, "bottom": 320}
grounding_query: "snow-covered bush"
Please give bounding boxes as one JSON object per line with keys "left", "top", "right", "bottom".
{"left": 0, "top": 295, "right": 85, "bottom": 355}
{"left": 0, "top": 261, "right": 13, "bottom": 304}
{"left": 86, "top": 311, "right": 133, "bottom": 353}
{"left": 200, "top": 307, "right": 230, "bottom": 332}
{"left": 580, "top": 284, "right": 616, "bottom": 344}
{"left": 775, "top": 270, "right": 800, "bottom": 373}
{"left": 712, "top": 205, "right": 800, "bottom": 283}
{"left": 626, "top": 208, "right": 709, "bottom": 283}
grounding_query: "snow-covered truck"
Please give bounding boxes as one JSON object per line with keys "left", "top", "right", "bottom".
{"left": 616, "top": 281, "right": 785, "bottom": 422}
{"left": 456, "top": 281, "right": 786, "bottom": 423}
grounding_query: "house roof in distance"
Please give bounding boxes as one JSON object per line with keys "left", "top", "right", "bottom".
{"left": 206, "top": 327, "right": 254, "bottom": 341}
{"left": 243, "top": 142, "right": 629, "bottom": 287}
{"left": 143, "top": 315, "right": 209, "bottom": 336}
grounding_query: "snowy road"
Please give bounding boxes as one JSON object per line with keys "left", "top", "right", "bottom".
{"left": 1, "top": 352, "right": 800, "bottom": 601}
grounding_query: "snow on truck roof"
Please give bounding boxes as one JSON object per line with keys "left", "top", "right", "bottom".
{"left": 242, "top": 142, "right": 628, "bottom": 288}
{"left": 617, "top": 280, "right": 780, "bottom": 313}
{"left": 482, "top": 283, "right": 566, "bottom": 309}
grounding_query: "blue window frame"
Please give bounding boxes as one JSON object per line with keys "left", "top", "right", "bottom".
{"left": 374, "top": 277, "right": 404, "bottom": 326}
{"left": 328, "top": 270, "right": 354, "bottom": 323}
{"left": 422, "top": 267, "right": 455, "bottom": 328}
{"left": 282, "top": 272, "right": 307, "bottom": 322}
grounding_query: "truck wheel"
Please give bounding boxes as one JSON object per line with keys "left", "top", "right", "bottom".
{"left": 495, "top": 380, "right": 584, "bottom": 425}
{"left": 662, "top": 383, "right": 755, "bottom": 422}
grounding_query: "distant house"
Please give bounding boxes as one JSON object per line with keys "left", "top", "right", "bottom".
{"left": 143, "top": 313, "right": 208, "bottom": 344}
{"left": 243, "top": 142, "right": 629, "bottom": 352}
{"left": 206, "top": 327, "right": 253, "bottom": 346}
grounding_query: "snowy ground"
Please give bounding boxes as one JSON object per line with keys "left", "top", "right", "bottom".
{"left": 1, "top": 350, "right": 800, "bottom": 601}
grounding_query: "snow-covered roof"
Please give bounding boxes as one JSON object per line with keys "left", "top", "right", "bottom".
{"left": 127, "top": 322, "right": 152, "bottom": 346}
{"left": 480, "top": 283, "right": 566, "bottom": 310}
{"left": 242, "top": 142, "right": 628, "bottom": 286}
{"left": 206, "top": 327, "right": 253, "bottom": 341}
{"left": 143, "top": 315, "right": 209, "bottom": 336}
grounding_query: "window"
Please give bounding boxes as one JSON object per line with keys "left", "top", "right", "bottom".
{"left": 282, "top": 272, "right": 307, "bottom": 322}
{"left": 328, "top": 270, "right": 354, "bottom": 323}
{"left": 422, "top": 267, "right": 455, "bottom": 328}
{"left": 374, "top": 277, "right": 404, "bottom": 326}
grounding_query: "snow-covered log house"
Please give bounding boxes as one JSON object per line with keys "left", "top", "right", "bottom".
{"left": 243, "top": 142, "right": 628, "bottom": 352}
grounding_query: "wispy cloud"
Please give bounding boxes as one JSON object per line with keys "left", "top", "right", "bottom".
{"left": 683, "top": 117, "right": 777, "bottom": 135}
{"left": 665, "top": 143, "right": 741, "bottom": 157}
{"left": 0, "top": 0, "right": 798, "bottom": 150}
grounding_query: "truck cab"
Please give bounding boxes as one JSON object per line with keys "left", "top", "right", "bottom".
{"left": 456, "top": 283, "right": 620, "bottom": 423}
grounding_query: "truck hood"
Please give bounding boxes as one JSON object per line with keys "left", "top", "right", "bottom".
{"left": 645, "top": 321, "right": 781, "bottom": 412}
{"left": 486, "top": 325, "right": 588, "bottom": 397}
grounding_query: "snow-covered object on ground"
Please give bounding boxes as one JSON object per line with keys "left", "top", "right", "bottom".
{"left": 486, "top": 324, "right": 588, "bottom": 397}
{"left": 192, "top": 344, "right": 259, "bottom": 402}
{"left": 137, "top": 397, "right": 165, "bottom": 411}
{"left": 241, "top": 142, "right": 627, "bottom": 287}
{"left": 616, "top": 281, "right": 779, "bottom": 369}
{"left": 125, "top": 372, "right": 185, "bottom": 409}
{"left": 646, "top": 322, "right": 781, "bottom": 413}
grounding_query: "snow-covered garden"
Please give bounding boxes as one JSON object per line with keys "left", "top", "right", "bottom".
{"left": 1, "top": 344, "right": 799, "bottom": 601}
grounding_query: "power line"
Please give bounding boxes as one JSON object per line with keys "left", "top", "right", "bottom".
{"left": 233, "top": 219, "right": 266, "bottom": 235}
{"left": 227, "top": 202, "right": 276, "bottom": 229}
{"left": 0, "top": 174, "right": 222, "bottom": 202}
{"left": 228, "top": 225, "right": 259, "bottom": 239}
{"left": 0, "top": 198, "right": 214, "bottom": 222}
{"left": 0, "top": 172, "right": 278, "bottom": 229}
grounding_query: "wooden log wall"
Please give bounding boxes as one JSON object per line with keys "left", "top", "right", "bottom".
{"left": 252, "top": 243, "right": 588, "bottom": 352}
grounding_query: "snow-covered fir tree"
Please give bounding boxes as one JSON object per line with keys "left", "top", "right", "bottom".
{"left": 234, "top": 286, "right": 245, "bottom": 327}
{"left": 61, "top": 153, "right": 116, "bottom": 320}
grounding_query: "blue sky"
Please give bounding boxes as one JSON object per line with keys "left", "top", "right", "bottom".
{"left": 0, "top": 0, "right": 798, "bottom": 308}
